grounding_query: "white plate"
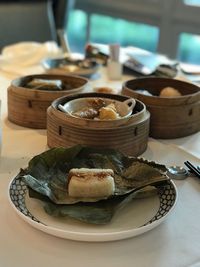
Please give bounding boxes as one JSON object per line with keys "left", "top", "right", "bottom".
{"left": 8, "top": 176, "right": 177, "bottom": 242}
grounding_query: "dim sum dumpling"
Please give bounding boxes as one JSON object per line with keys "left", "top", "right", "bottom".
{"left": 68, "top": 168, "right": 115, "bottom": 198}
{"left": 159, "top": 87, "right": 181, "bottom": 97}
{"left": 98, "top": 103, "right": 120, "bottom": 120}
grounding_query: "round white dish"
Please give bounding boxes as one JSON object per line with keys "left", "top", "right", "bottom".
{"left": 8, "top": 176, "right": 177, "bottom": 242}
{"left": 58, "top": 97, "right": 136, "bottom": 118}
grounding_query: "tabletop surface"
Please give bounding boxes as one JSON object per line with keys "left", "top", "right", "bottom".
{"left": 0, "top": 66, "right": 200, "bottom": 267}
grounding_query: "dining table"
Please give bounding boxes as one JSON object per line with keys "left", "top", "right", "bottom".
{"left": 0, "top": 53, "right": 200, "bottom": 267}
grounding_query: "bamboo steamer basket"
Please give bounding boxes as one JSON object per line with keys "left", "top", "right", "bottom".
{"left": 47, "top": 92, "right": 150, "bottom": 156}
{"left": 7, "top": 74, "right": 89, "bottom": 129}
{"left": 122, "top": 77, "right": 200, "bottom": 139}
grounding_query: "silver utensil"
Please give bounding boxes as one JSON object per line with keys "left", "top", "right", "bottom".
{"left": 167, "top": 166, "right": 189, "bottom": 180}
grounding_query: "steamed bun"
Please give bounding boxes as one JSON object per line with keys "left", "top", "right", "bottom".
{"left": 159, "top": 87, "right": 182, "bottom": 97}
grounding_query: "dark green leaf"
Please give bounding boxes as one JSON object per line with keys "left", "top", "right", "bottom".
{"left": 22, "top": 145, "right": 169, "bottom": 224}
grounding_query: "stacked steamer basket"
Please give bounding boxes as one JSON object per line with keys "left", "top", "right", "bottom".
{"left": 46, "top": 92, "right": 150, "bottom": 157}
{"left": 7, "top": 74, "right": 89, "bottom": 129}
{"left": 122, "top": 77, "right": 200, "bottom": 139}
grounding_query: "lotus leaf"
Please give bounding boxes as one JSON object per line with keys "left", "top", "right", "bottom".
{"left": 21, "top": 145, "right": 169, "bottom": 224}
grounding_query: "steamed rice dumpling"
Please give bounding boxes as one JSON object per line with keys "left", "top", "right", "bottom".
{"left": 68, "top": 168, "right": 115, "bottom": 198}
{"left": 26, "top": 78, "right": 63, "bottom": 90}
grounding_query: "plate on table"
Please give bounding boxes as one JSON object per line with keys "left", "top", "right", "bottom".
{"left": 8, "top": 176, "right": 177, "bottom": 242}
{"left": 43, "top": 57, "right": 100, "bottom": 78}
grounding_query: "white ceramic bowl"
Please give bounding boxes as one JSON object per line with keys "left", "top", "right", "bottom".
{"left": 58, "top": 97, "right": 136, "bottom": 120}
{"left": 55, "top": 93, "right": 146, "bottom": 128}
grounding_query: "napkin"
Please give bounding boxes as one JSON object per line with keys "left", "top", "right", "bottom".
{"left": 0, "top": 41, "right": 62, "bottom": 77}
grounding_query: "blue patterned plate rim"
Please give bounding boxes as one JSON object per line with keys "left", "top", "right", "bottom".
{"left": 8, "top": 175, "right": 178, "bottom": 242}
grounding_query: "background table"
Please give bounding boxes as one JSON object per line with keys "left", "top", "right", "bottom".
{"left": 0, "top": 68, "right": 200, "bottom": 267}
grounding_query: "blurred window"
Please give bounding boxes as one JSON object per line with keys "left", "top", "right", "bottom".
{"left": 90, "top": 14, "right": 159, "bottom": 52}
{"left": 67, "top": 1, "right": 200, "bottom": 65}
{"left": 178, "top": 33, "right": 200, "bottom": 64}
{"left": 183, "top": 0, "right": 200, "bottom": 6}
{"left": 68, "top": 10, "right": 158, "bottom": 53}
{"left": 67, "top": 10, "right": 87, "bottom": 52}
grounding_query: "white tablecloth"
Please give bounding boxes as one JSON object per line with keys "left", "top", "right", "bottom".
{"left": 0, "top": 66, "right": 200, "bottom": 267}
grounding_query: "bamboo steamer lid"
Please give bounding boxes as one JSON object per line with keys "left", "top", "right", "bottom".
{"left": 7, "top": 74, "right": 89, "bottom": 129}
{"left": 47, "top": 92, "right": 150, "bottom": 156}
{"left": 122, "top": 77, "right": 200, "bottom": 139}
